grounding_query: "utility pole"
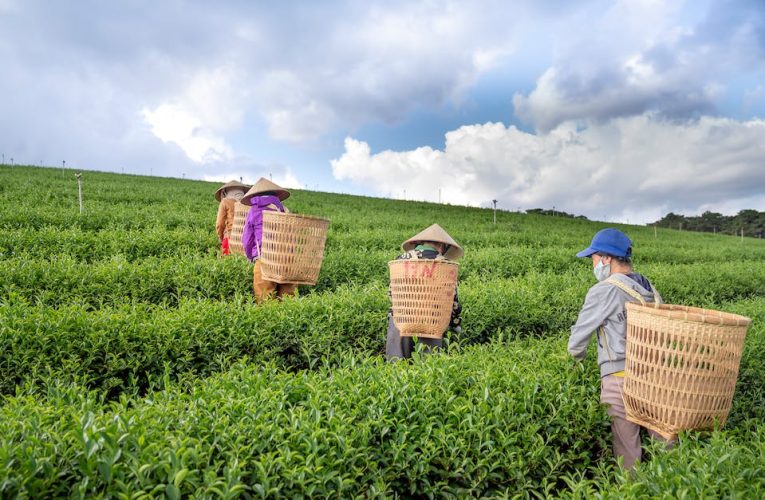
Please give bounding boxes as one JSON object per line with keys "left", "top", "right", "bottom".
{"left": 75, "top": 172, "right": 83, "bottom": 213}
{"left": 62, "top": 160, "right": 66, "bottom": 178}
{"left": 492, "top": 199, "right": 498, "bottom": 225}
{"left": 438, "top": 188, "right": 441, "bottom": 203}
{"left": 654, "top": 224, "right": 657, "bottom": 238}
{"left": 403, "top": 189, "right": 406, "bottom": 201}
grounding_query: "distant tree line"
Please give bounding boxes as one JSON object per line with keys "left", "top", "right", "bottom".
{"left": 526, "top": 208, "right": 588, "bottom": 220}
{"left": 652, "top": 210, "right": 765, "bottom": 238}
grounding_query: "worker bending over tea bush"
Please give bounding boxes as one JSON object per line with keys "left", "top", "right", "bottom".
{"left": 386, "top": 224, "right": 463, "bottom": 360}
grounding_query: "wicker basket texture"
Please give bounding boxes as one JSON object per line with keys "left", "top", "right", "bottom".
{"left": 260, "top": 211, "right": 330, "bottom": 285}
{"left": 228, "top": 202, "right": 251, "bottom": 257}
{"left": 623, "top": 302, "right": 750, "bottom": 440}
{"left": 388, "top": 259, "right": 459, "bottom": 339}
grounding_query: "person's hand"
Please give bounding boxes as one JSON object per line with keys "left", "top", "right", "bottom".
{"left": 569, "top": 357, "right": 586, "bottom": 372}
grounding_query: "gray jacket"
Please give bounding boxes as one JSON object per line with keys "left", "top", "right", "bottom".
{"left": 568, "top": 273, "right": 661, "bottom": 377}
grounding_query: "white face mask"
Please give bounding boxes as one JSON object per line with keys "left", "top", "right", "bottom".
{"left": 223, "top": 189, "right": 245, "bottom": 201}
{"left": 594, "top": 259, "right": 611, "bottom": 282}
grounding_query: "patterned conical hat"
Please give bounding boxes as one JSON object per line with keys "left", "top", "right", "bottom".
{"left": 241, "top": 177, "right": 291, "bottom": 205}
{"left": 214, "top": 180, "right": 251, "bottom": 201}
{"left": 402, "top": 223, "right": 464, "bottom": 260}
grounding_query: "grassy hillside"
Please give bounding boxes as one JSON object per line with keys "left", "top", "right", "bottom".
{"left": 1, "top": 165, "right": 764, "bottom": 497}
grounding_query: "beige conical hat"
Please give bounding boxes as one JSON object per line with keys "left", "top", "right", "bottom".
{"left": 241, "top": 177, "right": 291, "bottom": 205}
{"left": 402, "top": 223, "right": 464, "bottom": 260}
{"left": 214, "top": 180, "right": 251, "bottom": 201}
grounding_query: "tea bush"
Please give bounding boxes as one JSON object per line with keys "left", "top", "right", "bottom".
{"left": 0, "top": 340, "right": 611, "bottom": 498}
{"left": 1, "top": 320, "right": 763, "bottom": 498}
{"left": 2, "top": 165, "right": 764, "bottom": 496}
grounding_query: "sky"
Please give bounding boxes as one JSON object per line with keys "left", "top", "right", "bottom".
{"left": 1, "top": 0, "right": 764, "bottom": 224}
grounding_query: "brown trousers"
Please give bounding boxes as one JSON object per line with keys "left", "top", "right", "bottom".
{"left": 253, "top": 259, "right": 298, "bottom": 304}
{"left": 601, "top": 375, "right": 675, "bottom": 469}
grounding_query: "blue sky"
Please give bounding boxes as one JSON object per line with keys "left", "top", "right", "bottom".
{"left": 1, "top": 0, "right": 764, "bottom": 223}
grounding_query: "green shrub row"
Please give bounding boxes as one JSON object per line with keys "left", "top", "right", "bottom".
{"left": 0, "top": 248, "right": 580, "bottom": 307}
{"left": 0, "top": 254, "right": 253, "bottom": 307}
{"left": 597, "top": 429, "right": 765, "bottom": 498}
{"left": 0, "top": 285, "right": 388, "bottom": 397}
{"left": 5, "top": 220, "right": 765, "bottom": 268}
{"left": 2, "top": 323, "right": 763, "bottom": 499}
{"left": 2, "top": 271, "right": 762, "bottom": 398}
{"left": 3, "top": 244, "right": 764, "bottom": 308}
{"left": 0, "top": 270, "right": 591, "bottom": 396}
{"left": 0, "top": 340, "right": 612, "bottom": 498}
{"left": 0, "top": 226, "right": 216, "bottom": 261}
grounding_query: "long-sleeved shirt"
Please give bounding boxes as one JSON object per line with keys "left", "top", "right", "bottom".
{"left": 215, "top": 198, "right": 237, "bottom": 241}
{"left": 241, "top": 195, "right": 286, "bottom": 261}
{"left": 568, "top": 272, "right": 661, "bottom": 377}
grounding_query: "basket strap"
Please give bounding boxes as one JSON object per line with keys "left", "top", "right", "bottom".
{"left": 605, "top": 278, "right": 655, "bottom": 413}
{"left": 595, "top": 278, "right": 643, "bottom": 365}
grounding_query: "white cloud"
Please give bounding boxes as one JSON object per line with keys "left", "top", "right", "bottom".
{"left": 513, "top": 1, "right": 765, "bottom": 131}
{"left": 255, "top": 71, "right": 336, "bottom": 143}
{"left": 2, "top": 0, "right": 763, "bottom": 194}
{"left": 331, "top": 114, "right": 765, "bottom": 223}
{"left": 142, "top": 104, "right": 233, "bottom": 163}
{"left": 141, "top": 66, "right": 245, "bottom": 163}
{"left": 243, "top": 1, "right": 521, "bottom": 142}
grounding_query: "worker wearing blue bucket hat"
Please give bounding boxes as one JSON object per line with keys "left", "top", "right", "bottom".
{"left": 568, "top": 228, "right": 672, "bottom": 469}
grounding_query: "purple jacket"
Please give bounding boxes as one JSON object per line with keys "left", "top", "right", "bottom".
{"left": 242, "top": 195, "right": 286, "bottom": 261}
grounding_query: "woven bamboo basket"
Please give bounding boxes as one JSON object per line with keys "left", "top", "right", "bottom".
{"left": 388, "top": 259, "right": 459, "bottom": 339}
{"left": 623, "top": 302, "right": 751, "bottom": 440}
{"left": 228, "top": 202, "right": 251, "bottom": 257}
{"left": 260, "top": 211, "right": 330, "bottom": 285}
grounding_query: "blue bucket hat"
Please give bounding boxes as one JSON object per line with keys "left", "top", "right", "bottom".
{"left": 576, "top": 228, "right": 632, "bottom": 258}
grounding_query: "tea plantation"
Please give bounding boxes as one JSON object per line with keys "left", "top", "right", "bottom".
{"left": 1, "top": 165, "right": 764, "bottom": 497}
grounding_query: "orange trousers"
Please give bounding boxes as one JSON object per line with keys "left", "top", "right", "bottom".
{"left": 253, "top": 259, "right": 298, "bottom": 304}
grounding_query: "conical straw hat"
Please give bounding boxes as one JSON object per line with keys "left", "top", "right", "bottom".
{"left": 241, "top": 177, "right": 291, "bottom": 205}
{"left": 402, "top": 223, "right": 464, "bottom": 260}
{"left": 214, "top": 180, "right": 251, "bottom": 201}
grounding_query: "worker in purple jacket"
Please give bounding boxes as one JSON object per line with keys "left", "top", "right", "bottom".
{"left": 240, "top": 177, "right": 296, "bottom": 303}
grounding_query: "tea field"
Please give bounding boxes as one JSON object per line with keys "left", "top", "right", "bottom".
{"left": 1, "top": 165, "right": 764, "bottom": 497}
